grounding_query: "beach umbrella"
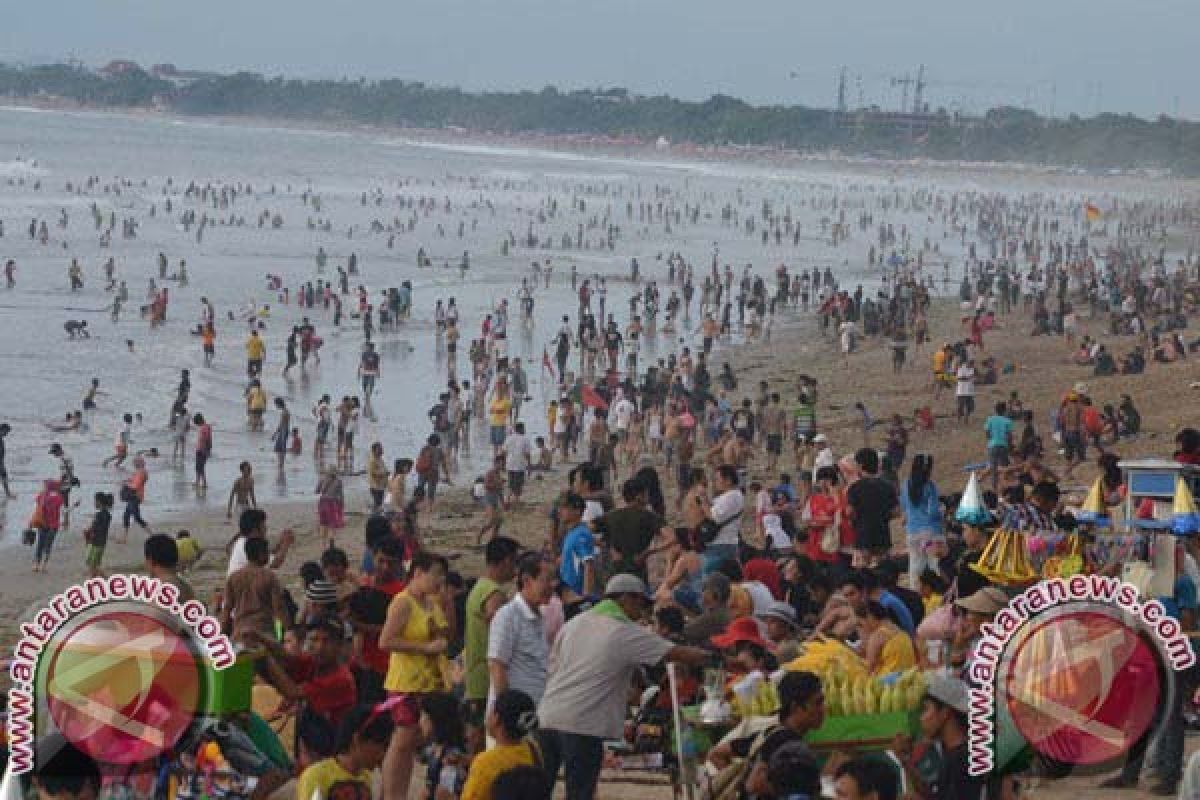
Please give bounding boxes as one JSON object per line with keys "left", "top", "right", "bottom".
{"left": 1172, "top": 476, "right": 1200, "bottom": 535}
{"left": 1075, "top": 477, "right": 1110, "bottom": 529}
{"left": 955, "top": 471, "right": 992, "bottom": 526}
{"left": 580, "top": 384, "right": 608, "bottom": 411}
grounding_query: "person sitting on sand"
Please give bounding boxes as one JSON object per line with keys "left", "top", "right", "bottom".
{"left": 1120, "top": 345, "right": 1146, "bottom": 375}
{"left": 1118, "top": 395, "right": 1142, "bottom": 437}
{"left": 1093, "top": 345, "right": 1117, "bottom": 376}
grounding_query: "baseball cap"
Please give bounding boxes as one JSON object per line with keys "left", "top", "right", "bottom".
{"left": 604, "top": 573, "right": 652, "bottom": 600}
{"left": 955, "top": 586, "right": 1008, "bottom": 615}
{"left": 759, "top": 601, "right": 799, "bottom": 630}
{"left": 812, "top": 434, "right": 828, "bottom": 444}
{"left": 926, "top": 673, "right": 970, "bottom": 714}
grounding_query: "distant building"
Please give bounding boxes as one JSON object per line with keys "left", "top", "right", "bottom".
{"left": 97, "top": 60, "right": 141, "bottom": 78}
{"left": 149, "top": 63, "right": 216, "bottom": 88}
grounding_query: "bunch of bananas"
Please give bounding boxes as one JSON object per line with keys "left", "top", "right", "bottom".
{"left": 730, "top": 678, "right": 780, "bottom": 719}
{"left": 819, "top": 668, "right": 927, "bottom": 718}
{"left": 783, "top": 636, "right": 868, "bottom": 679}
{"left": 972, "top": 528, "right": 1037, "bottom": 586}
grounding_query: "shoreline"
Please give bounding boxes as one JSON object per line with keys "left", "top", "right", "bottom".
{"left": 4, "top": 98, "right": 1197, "bottom": 189}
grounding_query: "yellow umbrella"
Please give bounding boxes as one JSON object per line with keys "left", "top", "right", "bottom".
{"left": 1172, "top": 476, "right": 1200, "bottom": 535}
{"left": 1075, "top": 477, "right": 1110, "bottom": 529}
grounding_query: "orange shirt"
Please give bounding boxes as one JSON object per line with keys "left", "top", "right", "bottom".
{"left": 128, "top": 468, "right": 148, "bottom": 501}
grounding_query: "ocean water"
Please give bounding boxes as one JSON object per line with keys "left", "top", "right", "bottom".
{"left": 0, "top": 106, "right": 1152, "bottom": 545}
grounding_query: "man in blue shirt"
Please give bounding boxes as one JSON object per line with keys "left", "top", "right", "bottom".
{"left": 558, "top": 492, "right": 596, "bottom": 601}
{"left": 839, "top": 570, "right": 915, "bottom": 635}
{"left": 983, "top": 402, "right": 1014, "bottom": 491}
{"left": 772, "top": 473, "right": 798, "bottom": 506}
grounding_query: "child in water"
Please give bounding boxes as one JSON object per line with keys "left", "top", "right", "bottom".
{"left": 83, "top": 492, "right": 114, "bottom": 578}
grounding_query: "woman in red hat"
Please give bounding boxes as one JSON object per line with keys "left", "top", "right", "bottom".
{"left": 711, "top": 617, "right": 778, "bottom": 681}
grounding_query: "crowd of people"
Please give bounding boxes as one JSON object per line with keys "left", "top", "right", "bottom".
{"left": 6, "top": 157, "right": 1200, "bottom": 800}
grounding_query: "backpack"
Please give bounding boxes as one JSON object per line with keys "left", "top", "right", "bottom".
{"left": 701, "top": 725, "right": 778, "bottom": 800}
{"left": 415, "top": 447, "right": 434, "bottom": 475}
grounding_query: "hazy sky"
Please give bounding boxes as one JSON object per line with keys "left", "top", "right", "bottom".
{"left": 2, "top": 0, "right": 1195, "bottom": 119}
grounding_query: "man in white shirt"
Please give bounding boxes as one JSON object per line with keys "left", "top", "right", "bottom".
{"left": 225, "top": 508, "right": 293, "bottom": 577}
{"left": 538, "top": 574, "right": 711, "bottom": 800}
{"left": 813, "top": 434, "right": 836, "bottom": 470}
{"left": 955, "top": 359, "right": 977, "bottom": 423}
{"left": 705, "top": 464, "right": 745, "bottom": 574}
{"left": 611, "top": 395, "right": 635, "bottom": 438}
{"left": 488, "top": 553, "right": 555, "bottom": 708}
{"left": 503, "top": 422, "right": 532, "bottom": 503}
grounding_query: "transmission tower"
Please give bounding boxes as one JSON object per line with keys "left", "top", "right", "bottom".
{"left": 836, "top": 67, "right": 848, "bottom": 113}
{"left": 913, "top": 64, "right": 927, "bottom": 114}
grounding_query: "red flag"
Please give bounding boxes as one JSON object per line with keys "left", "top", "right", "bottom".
{"left": 581, "top": 385, "right": 608, "bottom": 411}
{"left": 541, "top": 348, "right": 555, "bottom": 381}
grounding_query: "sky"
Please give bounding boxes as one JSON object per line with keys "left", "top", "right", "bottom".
{"left": 1, "top": 0, "right": 1195, "bottom": 119}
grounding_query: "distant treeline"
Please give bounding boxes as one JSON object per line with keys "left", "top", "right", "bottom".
{"left": 5, "top": 62, "right": 1200, "bottom": 175}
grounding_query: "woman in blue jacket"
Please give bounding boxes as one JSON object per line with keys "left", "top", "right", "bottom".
{"left": 900, "top": 454, "right": 943, "bottom": 587}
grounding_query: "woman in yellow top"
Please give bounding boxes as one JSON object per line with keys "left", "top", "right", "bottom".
{"left": 295, "top": 704, "right": 393, "bottom": 800}
{"left": 245, "top": 380, "right": 267, "bottom": 431}
{"left": 366, "top": 441, "right": 389, "bottom": 512}
{"left": 379, "top": 551, "right": 452, "bottom": 800}
{"left": 861, "top": 600, "right": 916, "bottom": 677}
{"left": 487, "top": 382, "right": 512, "bottom": 455}
{"left": 459, "top": 689, "right": 539, "bottom": 800}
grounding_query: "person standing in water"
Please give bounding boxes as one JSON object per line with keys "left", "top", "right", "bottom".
{"left": 227, "top": 461, "right": 258, "bottom": 521}
{"left": 273, "top": 398, "right": 291, "bottom": 471}
{"left": 32, "top": 479, "right": 65, "bottom": 573}
{"left": 82, "top": 379, "right": 104, "bottom": 429}
{"left": 358, "top": 342, "right": 381, "bottom": 419}
{"left": 313, "top": 394, "right": 332, "bottom": 463}
{"left": 194, "top": 413, "right": 213, "bottom": 491}
{"left": 102, "top": 414, "right": 134, "bottom": 469}
{"left": 0, "top": 423, "right": 14, "bottom": 499}
{"left": 119, "top": 456, "right": 151, "bottom": 542}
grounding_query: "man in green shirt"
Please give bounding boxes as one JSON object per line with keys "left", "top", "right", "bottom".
{"left": 464, "top": 536, "right": 518, "bottom": 726}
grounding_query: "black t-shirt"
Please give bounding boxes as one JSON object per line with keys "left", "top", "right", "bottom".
{"left": 932, "top": 743, "right": 983, "bottom": 800}
{"left": 953, "top": 548, "right": 990, "bottom": 599}
{"left": 89, "top": 509, "right": 111, "bottom": 548}
{"left": 594, "top": 507, "right": 662, "bottom": 577}
{"left": 731, "top": 409, "right": 755, "bottom": 438}
{"left": 890, "top": 585, "right": 926, "bottom": 628}
{"left": 845, "top": 477, "right": 898, "bottom": 551}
